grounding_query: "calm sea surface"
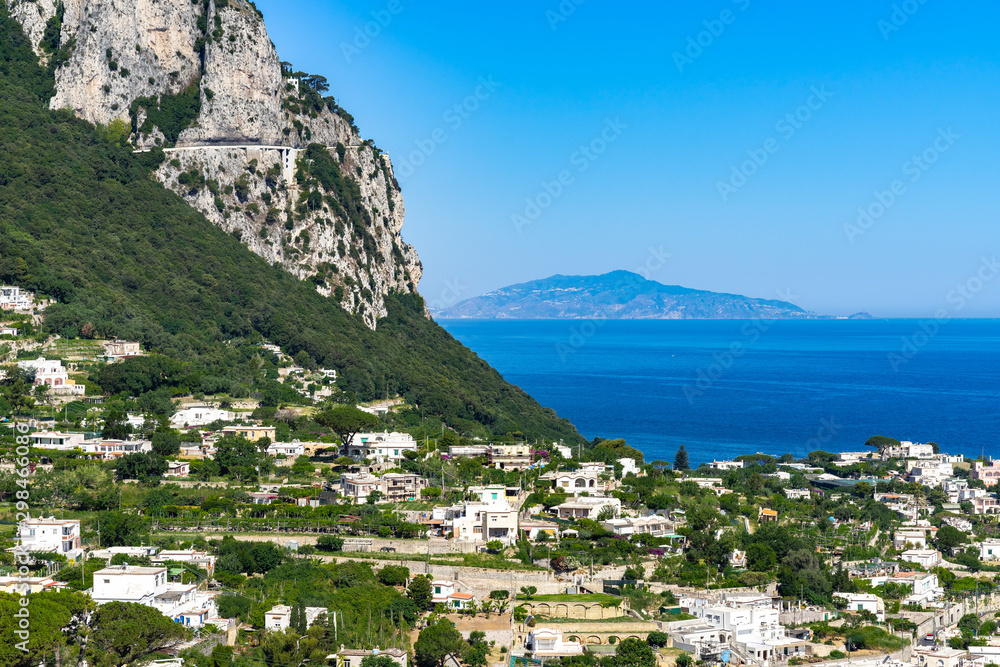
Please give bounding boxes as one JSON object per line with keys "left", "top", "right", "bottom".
{"left": 437, "top": 319, "right": 1000, "bottom": 466}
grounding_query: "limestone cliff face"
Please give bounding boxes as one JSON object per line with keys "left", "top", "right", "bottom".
{"left": 7, "top": 0, "right": 421, "bottom": 328}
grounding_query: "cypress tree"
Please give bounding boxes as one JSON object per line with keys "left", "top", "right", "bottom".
{"left": 674, "top": 445, "right": 690, "bottom": 471}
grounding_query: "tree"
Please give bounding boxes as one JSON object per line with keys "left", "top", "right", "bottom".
{"left": 214, "top": 434, "right": 261, "bottom": 480}
{"left": 675, "top": 654, "right": 694, "bottom": 667}
{"left": 747, "top": 543, "right": 777, "bottom": 572}
{"left": 290, "top": 455, "right": 315, "bottom": 475}
{"left": 151, "top": 429, "right": 181, "bottom": 457}
{"left": 414, "top": 619, "right": 466, "bottom": 667}
{"left": 646, "top": 631, "right": 669, "bottom": 648}
{"left": 611, "top": 637, "right": 656, "bottom": 667}
{"left": 97, "top": 511, "right": 149, "bottom": 547}
{"left": 489, "top": 589, "right": 510, "bottom": 601}
{"left": 114, "top": 452, "right": 167, "bottom": 481}
{"left": 315, "top": 406, "right": 379, "bottom": 450}
{"left": 86, "top": 601, "right": 189, "bottom": 667}
{"left": 289, "top": 603, "right": 302, "bottom": 635}
{"left": 674, "top": 445, "right": 690, "bottom": 471}
{"left": 959, "top": 614, "right": 982, "bottom": 638}
{"left": 520, "top": 586, "right": 537, "bottom": 600}
{"left": 408, "top": 575, "right": 432, "bottom": 609}
{"left": 377, "top": 564, "right": 410, "bottom": 586}
{"left": 865, "top": 435, "right": 900, "bottom": 455}
{"left": 316, "top": 535, "right": 344, "bottom": 552}
{"left": 102, "top": 407, "right": 133, "bottom": 440}
{"left": 937, "top": 525, "right": 967, "bottom": 554}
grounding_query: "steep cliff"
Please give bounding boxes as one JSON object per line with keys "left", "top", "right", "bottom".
{"left": 7, "top": 0, "right": 420, "bottom": 328}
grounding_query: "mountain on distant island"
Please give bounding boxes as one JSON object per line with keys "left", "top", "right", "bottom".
{"left": 437, "top": 271, "right": 865, "bottom": 320}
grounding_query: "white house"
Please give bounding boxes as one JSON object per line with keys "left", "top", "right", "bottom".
{"left": 264, "top": 605, "right": 328, "bottom": 631}
{"left": 979, "top": 540, "right": 1000, "bottom": 561}
{"left": 345, "top": 432, "right": 417, "bottom": 463}
{"left": 169, "top": 406, "right": 234, "bottom": 429}
{"left": 430, "top": 581, "right": 476, "bottom": 610}
{"left": 164, "top": 460, "right": 190, "bottom": 477}
{"left": 553, "top": 444, "right": 573, "bottom": 459}
{"left": 527, "top": 628, "right": 584, "bottom": 657}
{"left": 0, "top": 285, "right": 35, "bottom": 311}
{"left": 691, "top": 600, "right": 808, "bottom": 663}
{"left": 617, "top": 457, "right": 640, "bottom": 477}
{"left": 81, "top": 438, "right": 153, "bottom": 460}
{"left": 17, "top": 517, "right": 83, "bottom": 562}
{"left": 915, "top": 647, "right": 967, "bottom": 667}
{"left": 835, "top": 592, "right": 885, "bottom": 621}
{"left": 555, "top": 496, "right": 621, "bottom": 520}
{"left": 28, "top": 431, "right": 86, "bottom": 450}
{"left": 451, "top": 501, "right": 518, "bottom": 544}
{"left": 18, "top": 357, "right": 84, "bottom": 395}
{"left": 708, "top": 460, "right": 745, "bottom": 471}
{"left": 901, "top": 550, "right": 942, "bottom": 567}
{"left": 268, "top": 441, "right": 305, "bottom": 457}
{"left": 92, "top": 564, "right": 217, "bottom": 627}
{"left": 539, "top": 468, "right": 610, "bottom": 495}
{"left": 601, "top": 515, "right": 672, "bottom": 537}
{"left": 784, "top": 488, "right": 811, "bottom": 500}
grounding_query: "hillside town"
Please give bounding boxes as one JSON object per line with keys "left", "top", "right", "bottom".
{"left": 5, "top": 343, "right": 1000, "bottom": 667}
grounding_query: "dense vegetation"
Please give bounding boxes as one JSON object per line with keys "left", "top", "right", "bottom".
{"left": 0, "top": 5, "right": 580, "bottom": 443}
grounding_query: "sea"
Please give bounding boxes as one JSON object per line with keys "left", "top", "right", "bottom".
{"left": 437, "top": 319, "right": 1000, "bottom": 467}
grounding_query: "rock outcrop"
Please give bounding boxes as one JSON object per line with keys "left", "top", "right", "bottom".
{"left": 7, "top": 0, "right": 421, "bottom": 328}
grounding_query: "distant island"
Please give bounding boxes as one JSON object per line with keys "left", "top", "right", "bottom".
{"left": 435, "top": 271, "right": 872, "bottom": 320}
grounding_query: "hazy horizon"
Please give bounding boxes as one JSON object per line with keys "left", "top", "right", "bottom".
{"left": 255, "top": 1, "right": 1000, "bottom": 319}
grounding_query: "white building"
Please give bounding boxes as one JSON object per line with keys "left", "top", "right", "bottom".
{"left": 784, "top": 488, "right": 811, "bottom": 500}
{"left": 0, "top": 285, "right": 35, "bottom": 310}
{"left": 81, "top": 438, "right": 153, "bottom": 460}
{"left": 345, "top": 431, "right": 417, "bottom": 463}
{"left": 170, "top": 406, "right": 234, "bottom": 429}
{"left": 691, "top": 600, "right": 807, "bottom": 663}
{"left": 900, "top": 550, "right": 942, "bottom": 567}
{"left": 907, "top": 461, "right": 954, "bottom": 488}
{"left": 527, "top": 628, "right": 584, "bottom": 657}
{"left": 883, "top": 441, "right": 936, "bottom": 460}
{"left": 555, "top": 496, "right": 621, "bottom": 520}
{"left": 268, "top": 441, "right": 305, "bottom": 457}
{"left": 0, "top": 575, "right": 70, "bottom": 594}
{"left": 28, "top": 431, "right": 86, "bottom": 450}
{"left": 894, "top": 528, "right": 932, "bottom": 550}
{"left": 17, "top": 517, "right": 83, "bottom": 562}
{"left": 18, "top": 357, "right": 84, "bottom": 395}
{"left": 601, "top": 515, "right": 673, "bottom": 537}
{"left": 539, "top": 468, "right": 611, "bottom": 495}
{"left": 92, "top": 564, "right": 217, "bottom": 627}
{"left": 152, "top": 550, "right": 216, "bottom": 576}
{"left": 941, "top": 516, "right": 973, "bottom": 533}
{"left": 264, "top": 605, "right": 327, "bottom": 632}
{"left": 708, "top": 460, "right": 745, "bottom": 471}
{"left": 915, "top": 647, "right": 967, "bottom": 667}
{"left": 553, "top": 444, "right": 573, "bottom": 459}
{"left": 430, "top": 580, "right": 476, "bottom": 610}
{"left": 451, "top": 501, "right": 518, "bottom": 544}
{"left": 979, "top": 540, "right": 1000, "bottom": 561}
{"left": 165, "top": 460, "right": 190, "bottom": 477}
{"left": 835, "top": 592, "right": 885, "bottom": 621}
{"left": 617, "top": 457, "right": 640, "bottom": 477}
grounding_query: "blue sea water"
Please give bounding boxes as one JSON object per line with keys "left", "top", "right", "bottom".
{"left": 437, "top": 319, "right": 1000, "bottom": 466}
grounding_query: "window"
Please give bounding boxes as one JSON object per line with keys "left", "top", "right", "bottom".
{"left": 103, "top": 579, "right": 110, "bottom": 584}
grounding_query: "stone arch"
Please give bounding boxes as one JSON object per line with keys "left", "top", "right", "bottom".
{"left": 536, "top": 603, "right": 551, "bottom": 616}
{"left": 554, "top": 603, "right": 568, "bottom": 617}
{"left": 586, "top": 636, "right": 602, "bottom": 645}
{"left": 575, "top": 478, "right": 586, "bottom": 488}
{"left": 568, "top": 636, "right": 580, "bottom": 643}
{"left": 608, "top": 636, "right": 620, "bottom": 645}
{"left": 573, "top": 604, "right": 588, "bottom": 618}
{"left": 589, "top": 479, "right": 596, "bottom": 487}
{"left": 627, "top": 635, "right": 640, "bottom": 642}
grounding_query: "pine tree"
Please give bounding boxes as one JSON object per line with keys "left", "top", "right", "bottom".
{"left": 289, "top": 603, "right": 302, "bottom": 634}
{"left": 674, "top": 445, "right": 690, "bottom": 471}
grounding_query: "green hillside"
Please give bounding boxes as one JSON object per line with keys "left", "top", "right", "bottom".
{"left": 0, "top": 5, "right": 581, "bottom": 443}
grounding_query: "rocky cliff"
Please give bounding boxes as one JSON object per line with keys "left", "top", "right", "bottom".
{"left": 8, "top": 0, "right": 421, "bottom": 328}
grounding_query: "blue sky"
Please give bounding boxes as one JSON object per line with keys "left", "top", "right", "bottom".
{"left": 254, "top": 1, "right": 1000, "bottom": 317}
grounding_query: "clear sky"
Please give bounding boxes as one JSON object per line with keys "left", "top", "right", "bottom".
{"left": 253, "top": 1, "right": 1000, "bottom": 317}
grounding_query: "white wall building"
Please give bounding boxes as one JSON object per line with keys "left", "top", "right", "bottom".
{"left": 539, "top": 468, "right": 610, "bottom": 495}
{"left": 556, "top": 496, "right": 621, "bottom": 520}
{"left": 345, "top": 431, "right": 417, "bottom": 463}
{"left": 170, "top": 406, "right": 234, "bottom": 428}
{"left": 451, "top": 501, "right": 518, "bottom": 544}
{"left": 527, "top": 628, "right": 584, "bottom": 657}
{"left": 900, "top": 550, "right": 942, "bottom": 567}
{"left": 264, "top": 605, "right": 327, "bottom": 632}
{"left": 28, "top": 431, "right": 86, "bottom": 450}
{"left": 18, "top": 357, "right": 84, "bottom": 395}
{"left": 835, "top": 592, "right": 885, "bottom": 621}
{"left": 92, "top": 564, "right": 217, "bottom": 627}
{"left": 601, "top": 515, "right": 673, "bottom": 537}
{"left": 18, "top": 517, "right": 83, "bottom": 562}
{"left": 979, "top": 540, "right": 1000, "bottom": 561}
